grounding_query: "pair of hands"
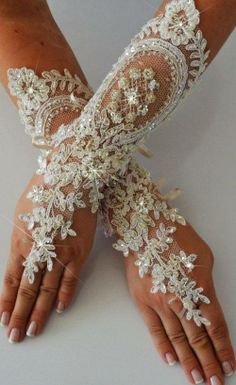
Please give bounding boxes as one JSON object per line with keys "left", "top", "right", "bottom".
{"left": 0, "top": 1, "right": 235, "bottom": 385}
{"left": 0, "top": 171, "right": 235, "bottom": 385}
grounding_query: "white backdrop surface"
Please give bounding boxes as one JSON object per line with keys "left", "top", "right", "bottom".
{"left": 0, "top": 1, "right": 235, "bottom": 385}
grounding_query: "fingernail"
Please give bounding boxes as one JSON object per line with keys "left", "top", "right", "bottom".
{"left": 0, "top": 311, "right": 10, "bottom": 327}
{"left": 56, "top": 301, "right": 65, "bottom": 314}
{"left": 9, "top": 328, "right": 20, "bottom": 344}
{"left": 165, "top": 352, "right": 176, "bottom": 366}
{"left": 26, "top": 321, "right": 37, "bottom": 337}
{"left": 210, "top": 375, "right": 221, "bottom": 385}
{"left": 191, "top": 369, "right": 204, "bottom": 384}
{"left": 222, "top": 361, "right": 234, "bottom": 377}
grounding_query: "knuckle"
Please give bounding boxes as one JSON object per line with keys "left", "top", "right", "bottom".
{"left": 169, "top": 330, "right": 187, "bottom": 345}
{"left": 215, "top": 346, "right": 233, "bottom": 358}
{"left": 202, "top": 361, "right": 221, "bottom": 373}
{"left": 39, "top": 285, "right": 57, "bottom": 297}
{"left": 189, "top": 331, "right": 209, "bottom": 349}
{"left": 62, "top": 275, "right": 78, "bottom": 290}
{"left": 31, "top": 307, "right": 48, "bottom": 320}
{"left": 209, "top": 323, "right": 228, "bottom": 340}
{"left": 11, "top": 312, "right": 26, "bottom": 323}
{"left": 4, "top": 272, "right": 20, "bottom": 288}
{"left": 149, "top": 324, "right": 164, "bottom": 339}
{"left": 18, "top": 286, "right": 37, "bottom": 300}
{"left": 181, "top": 355, "right": 197, "bottom": 367}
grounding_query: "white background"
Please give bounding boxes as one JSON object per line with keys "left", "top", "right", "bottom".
{"left": 0, "top": 1, "right": 235, "bottom": 384}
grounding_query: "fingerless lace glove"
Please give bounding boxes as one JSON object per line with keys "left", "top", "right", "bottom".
{"left": 100, "top": 159, "right": 211, "bottom": 327}
{"left": 7, "top": 68, "right": 93, "bottom": 283}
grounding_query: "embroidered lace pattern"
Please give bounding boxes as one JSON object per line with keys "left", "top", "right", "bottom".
{"left": 7, "top": 0, "right": 210, "bottom": 284}
{"left": 7, "top": 67, "right": 93, "bottom": 148}
{"left": 101, "top": 159, "right": 210, "bottom": 327}
{"left": 72, "top": 0, "right": 209, "bottom": 149}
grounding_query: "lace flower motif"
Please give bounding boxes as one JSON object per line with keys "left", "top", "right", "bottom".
{"left": 107, "top": 68, "right": 160, "bottom": 124}
{"left": 159, "top": 0, "right": 200, "bottom": 46}
{"left": 8, "top": 68, "right": 49, "bottom": 111}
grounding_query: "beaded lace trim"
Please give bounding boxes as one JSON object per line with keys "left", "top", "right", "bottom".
{"left": 7, "top": 67, "right": 93, "bottom": 148}
{"left": 7, "top": 0, "right": 209, "bottom": 284}
{"left": 101, "top": 159, "right": 210, "bottom": 327}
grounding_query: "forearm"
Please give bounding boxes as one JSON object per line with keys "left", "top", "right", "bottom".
{"left": 0, "top": 0, "right": 88, "bottom": 98}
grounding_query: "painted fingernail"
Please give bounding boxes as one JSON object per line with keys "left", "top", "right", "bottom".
{"left": 0, "top": 311, "right": 10, "bottom": 327}
{"left": 222, "top": 361, "right": 234, "bottom": 377}
{"left": 165, "top": 352, "right": 176, "bottom": 366}
{"left": 56, "top": 301, "right": 65, "bottom": 314}
{"left": 191, "top": 369, "right": 204, "bottom": 384}
{"left": 210, "top": 375, "right": 221, "bottom": 385}
{"left": 26, "top": 321, "right": 37, "bottom": 337}
{"left": 9, "top": 328, "right": 20, "bottom": 344}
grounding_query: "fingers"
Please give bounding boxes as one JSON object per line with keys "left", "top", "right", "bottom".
{"left": 55, "top": 261, "right": 80, "bottom": 313}
{"left": 4, "top": 258, "right": 80, "bottom": 342}
{"left": 173, "top": 300, "right": 225, "bottom": 385}
{"left": 157, "top": 306, "right": 205, "bottom": 385}
{"left": 137, "top": 302, "right": 178, "bottom": 366}
{"left": 1, "top": 246, "right": 81, "bottom": 343}
{"left": 204, "top": 296, "right": 236, "bottom": 378}
{"left": 0, "top": 253, "right": 25, "bottom": 327}
{"left": 25, "top": 260, "right": 64, "bottom": 337}
{"left": 6, "top": 268, "right": 43, "bottom": 343}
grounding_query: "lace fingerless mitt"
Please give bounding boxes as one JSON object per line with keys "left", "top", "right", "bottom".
{"left": 101, "top": 159, "right": 211, "bottom": 327}
{"left": 7, "top": 68, "right": 93, "bottom": 283}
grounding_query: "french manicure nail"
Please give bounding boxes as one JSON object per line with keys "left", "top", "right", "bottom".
{"left": 9, "top": 328, "right": 20, "bottom": 344}
{"left": 165, "top": 352, "right": 176, "bottom": 366}
{"left": 56, "top": 301, "right": 65, "bottom": 314}
{"left": 191, "top": 369, "right": 204, "bottom": 384}
{"left": 0, "top": 311, "right": 10, "bottom": 327}
{"left": 26, "top": 321, "right": 37, "bottom": 337}
{"left": 210, "top": 375, "right": 221, "bottom": 385}
{"left": 222, "top": 361, "right": 234, "bottom": 377}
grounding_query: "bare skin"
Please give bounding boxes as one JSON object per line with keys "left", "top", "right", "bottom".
{"left": 0, "top": 1, "right": 235, "bottom": 385}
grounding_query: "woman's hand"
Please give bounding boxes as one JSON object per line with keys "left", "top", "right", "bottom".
{"left": 125, "top": 221, "right": 235, "bottom": 385}
{"left": 0, "top": 173, "right": 97, "bottom": 342}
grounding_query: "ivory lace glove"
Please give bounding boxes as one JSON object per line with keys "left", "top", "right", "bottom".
{"left": 100, "top": 159, "right": 211, "bottom": 327}
{"left": 7, "top": 68, "right": 93, "bottom": 283}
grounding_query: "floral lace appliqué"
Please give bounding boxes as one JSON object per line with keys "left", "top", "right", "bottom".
{"left": 159, "top": 0, "right": 200, "bottom": 46}
{"left": 8, "top": 67, "right": 93, "bottom": 148}
{"left": 101, "top": 159, "right": 210, "bottom": 327}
